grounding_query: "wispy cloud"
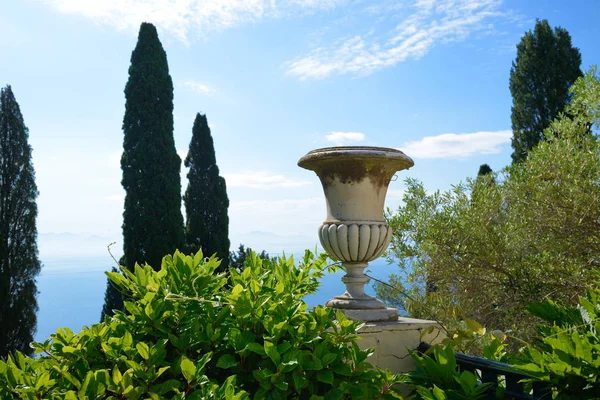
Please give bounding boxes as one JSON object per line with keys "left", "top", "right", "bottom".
{"left": 39, "top": 0, "right": 345, "bottom": 42}
{"left": 286, "top": 0, "right": 504, "bottom": 79}
{"left": 400, "top": 130, "right": 511, "bottom": 159}
{"left": 181, "top": 81, "right": 216, "bottom": 96}
{"left": 289, "top": 0, "right": 344, "bottom": 9}
{"left": 325, "top": 131, "right": 365, "bottom": 145}
{"left": 224, "top": 171, "right": 311, "bottom": 189}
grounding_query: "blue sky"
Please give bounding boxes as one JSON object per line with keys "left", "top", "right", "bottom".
{"left": 2, "top": 0, "right": 599, "bottom": 259}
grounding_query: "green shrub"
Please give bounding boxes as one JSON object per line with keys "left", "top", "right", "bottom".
{"left": 513, "top": 274, "right": 600, "bottom": 399}
{"left": 407, "top": 345, "right": 492, "bottom": 400}
{"left": 378, "top": 68, "right": 600, "bottom": 343}
{"left": 402, "top": 273, "right": 600, "bottom": 399}
{"left": 0, "top": 250, "right": 404, "bottom": 399}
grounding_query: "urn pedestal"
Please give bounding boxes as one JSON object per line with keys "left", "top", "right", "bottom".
{"left": 298, "top": 146, "right": 414, "bottom": 322}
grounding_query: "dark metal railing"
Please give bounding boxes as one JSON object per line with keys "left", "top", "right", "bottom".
{"left": 417, "top": 343, "right": 551, "bottom": 400}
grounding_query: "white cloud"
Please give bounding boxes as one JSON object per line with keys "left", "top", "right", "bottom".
{"left": 286, "top": 0, "right": 504, "bottom": 79}
{"left": 181, "top": 81, "right": 216, "bottom": 96}
{"left": 224, "top": 171, "right": 311, "bottom": 189}
{"left": 399, "top": 130, "right": 511, "bottom": 159}
{"left": 325, "top": 131, "right": 365, "bottom": 145}
{"left": 39, "top": 0, "right": 345, "bottom": 41}
{"left": 286, "top": 0, "right": 344, "bottom": 10}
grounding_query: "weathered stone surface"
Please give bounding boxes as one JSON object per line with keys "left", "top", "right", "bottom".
{"left": 339, "top": 308, "right": 399, "bottom": 322}
{"left": 298, "top": 146, "right": 414, "bottom": 322}
{"left": 355, "top": 318, "right": 443, "bottom": 373}
{"left": 318, "top": 223, "right": 392, "bottom": 263}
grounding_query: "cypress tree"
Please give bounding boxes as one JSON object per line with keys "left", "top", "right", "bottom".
{"left": 477, "top": 164, "right": 493, "bottom": 177}
{"left": 510, "top": 19, "right": 582, "bottom": 164}
{"left": 184, "top": 113, "right": 230, "bottom": 270}
{"left": 101, "top": 23, "right": 184, "bottom": 319}
{"left": 229, "top": 244, "right": 270, "bottom": 269}
{"left": 473, "top": 163, "right": 496, "bottom": 206}
{"left": 0, "top": 85, "right": 41, "bottom": 357}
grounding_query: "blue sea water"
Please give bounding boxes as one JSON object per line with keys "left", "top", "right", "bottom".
{"left": 35, "top": 258, "right": 115, "bottom": 342}
{"left": 34, "top": 257, "right": 399, "bottom": 343}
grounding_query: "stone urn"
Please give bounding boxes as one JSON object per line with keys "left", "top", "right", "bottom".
{"left": 298, "top": 146, "right": 414, "bottom": 322}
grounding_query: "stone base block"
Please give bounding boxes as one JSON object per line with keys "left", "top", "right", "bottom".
{"left": 355, "top": 317, "right": 443, "bottom": 373}
{"left": 340, "top": 307, "right": 399, "bottom": 322}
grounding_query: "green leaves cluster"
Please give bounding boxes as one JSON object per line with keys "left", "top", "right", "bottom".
{"left": 407, "top": 346, "right": 492, "bottom": 400}
{"left": 377, "top": 68, "right": 600, "bottom": 342}
{"left": 0, "top": 250, "right": 404, "bottom": 399}
{"left": 514, "top": 273, "right": 600, "bottom": 399}
{"left": 404, "top": 273, "right": 600, "bottom": 399}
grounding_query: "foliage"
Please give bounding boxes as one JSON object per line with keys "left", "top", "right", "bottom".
{"left": 0, "top": 85, "right": 41, "bottom": 357}
{"left": 184, "top": 113, "right": 230, "bottom": 270}
{"left": 121, "top": 22, "right": 184, "bottom": 272}
{"left": 102, "top": 22, "right": 185, "bottom": 319}
{"left": 377, "top": 68, "right": 600, "bottom": 342}
{"left": 476, "top": 164, "right": 492, "bottom": 177}
{"left": 406, "top": 345, "right": 493, "bottom": 400}
{"left": 0, "top": 250, "right": 405, "bottom": 399}
{"left": 404, "top": 274, "right": 600, "bottom": 399}
{"left": 229, "top": 244, "right": 271, "bottom": 270}
{"left": 513, "top": 273, "right": 600, "bottom": 399}
{"left": 510, "top": 19, "right": 582, "bottom": 163}
{"left": 100, "top": 266, "right": 125, "bottom": 322}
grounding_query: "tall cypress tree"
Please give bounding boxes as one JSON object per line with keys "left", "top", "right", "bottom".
{"left": 473, "top": 163, "right": 496, "bottom": 206}
{"left": 477, "top": 164, "right": 493, "bottom": 177}
{"left": 184, "top": 113, "right": 230, "bottom": 270}
{"left": 510, "top": 19, "right": 582, "bottom": 163}
{"left": 101, "top": 23, "right": 184, "bottom": 319}
{"left": 0, "top": 85, "right": 41, "bottom": 357}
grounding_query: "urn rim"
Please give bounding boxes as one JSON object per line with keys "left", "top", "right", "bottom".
{"left": 297, "top": 146, "right": 414, "bottom": 171}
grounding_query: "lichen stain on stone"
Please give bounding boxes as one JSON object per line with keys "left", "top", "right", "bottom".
{"left": 313, "top": 160, "right": 396, "bottom": 190}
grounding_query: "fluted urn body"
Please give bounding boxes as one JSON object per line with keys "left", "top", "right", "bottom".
{"left": 298, "top": 146, "right": 414, "bottom": 322}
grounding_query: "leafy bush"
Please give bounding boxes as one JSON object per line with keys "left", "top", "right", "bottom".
{"left": 403, "top": 273, "right": 600, "bottom": 399}
{"left": 407, "top": 345, "right": 492, "bottom": 400}
{"left": 514, "top": 274, "right": 600, "bottom": 399}
{"left": 377, "top": 68, "right": 600, "bottom": 342}
{"left": 229, "top": 244, "right": 271, "bottom": 270}
{"left": 406, "top": 319, "right": 509, "bottom": 400}
{"left": 0, "top": 250, "right": 404, "bottom": 399}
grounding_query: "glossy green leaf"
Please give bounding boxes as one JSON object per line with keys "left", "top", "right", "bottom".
{"left": 216, "top": 354, "right": 237, "bottom": 369}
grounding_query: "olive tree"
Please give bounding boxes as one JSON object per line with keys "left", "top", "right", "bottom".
{"left": 378, "top": 68, "right": 600, "bottom": 340}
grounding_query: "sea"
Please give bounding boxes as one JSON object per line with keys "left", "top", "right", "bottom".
{"left": 34, "top": 256, "right": 399, "bottom": 342}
